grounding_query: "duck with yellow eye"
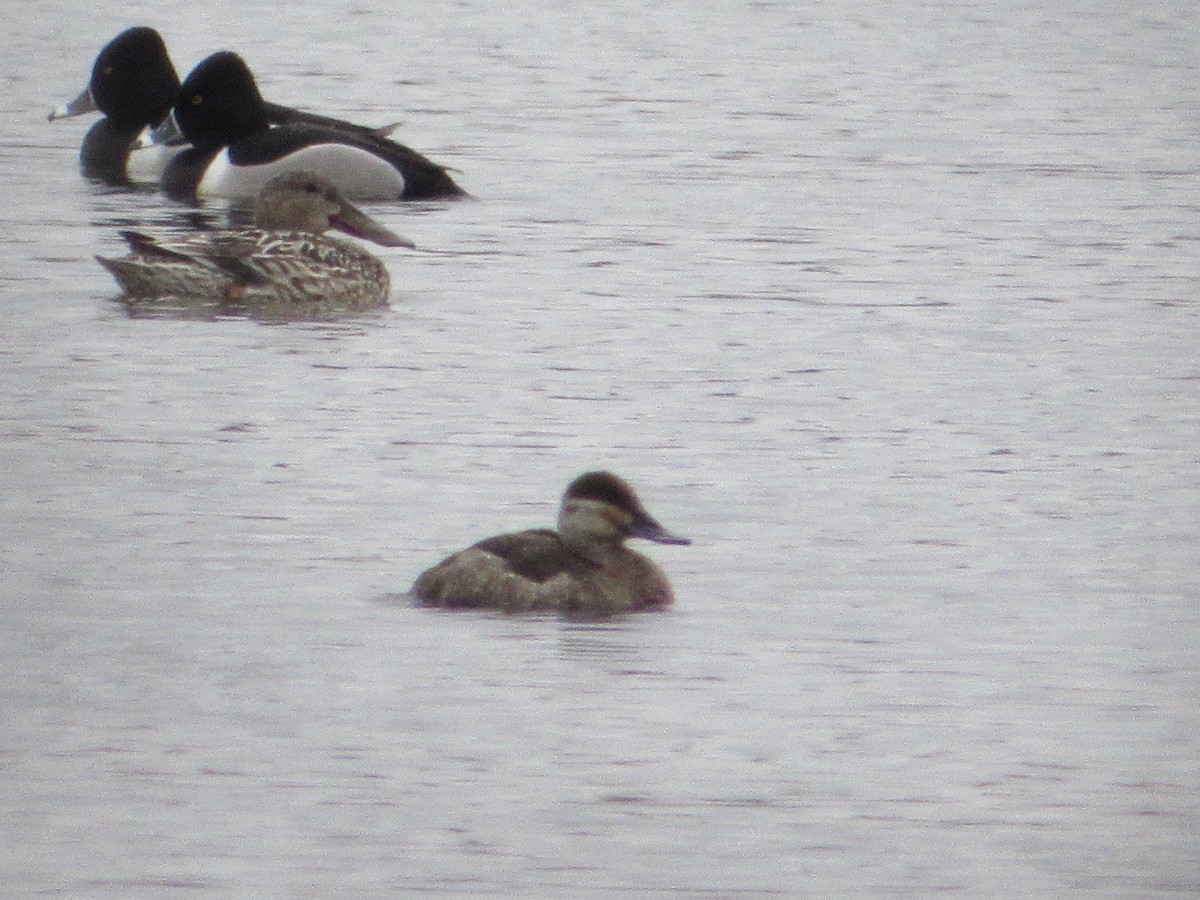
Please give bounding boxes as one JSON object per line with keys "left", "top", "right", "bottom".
{"left": 412, "top": 471, "right": 691, "bottom": 618}
{"left": 160, "top": 51, "right": 465, "bottom": 202}
{"left": 96, "top": 170, "right": 414, "bottom": 311}
{"left": 51, "top": 27, "right": 411, "bottom": 187}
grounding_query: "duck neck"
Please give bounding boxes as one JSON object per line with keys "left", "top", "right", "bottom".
{"left": 559, "top": 531, "right": 623, "bottom": 569}
{"left": 80, "top": 119, "right": 139, "bottom": 183}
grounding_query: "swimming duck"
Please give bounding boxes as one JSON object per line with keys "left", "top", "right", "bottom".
{"left": 412, "top": 471, "right": 690, "bottom": 617}
{"left": 49, "top": 27, "right": 181, "bottom": 183}
{"left": 51, "top": 27, "right": 410, "bottom": 186}
{"left": 96, "top": 170, "right": 413, "bottom": 309}
{"left": 161, "top": 51, "right": 465, "bottom": 202}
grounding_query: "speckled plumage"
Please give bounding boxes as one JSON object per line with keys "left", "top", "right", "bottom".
{"left": 96, "top": 171, "right": 412, "bottom": 310}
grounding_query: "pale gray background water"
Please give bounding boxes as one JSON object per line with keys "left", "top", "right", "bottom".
{"left": 2, "top": 0, "right": 1198, "bottom": 896}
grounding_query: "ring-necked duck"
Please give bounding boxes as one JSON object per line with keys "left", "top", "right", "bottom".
{"left": 161, "top": 51, "right": 465, "bottom": 202}
{"left": 49, "top": 27, "right": 181, "bottom": 183}
{"left": 96, "top": 170, "right": 413, "bottom": 309}
{"left": 412, "top": 471, "right": 690, "bottom": 617}
{"left": 51, "top": 27, "right": 418, "bottom": 186}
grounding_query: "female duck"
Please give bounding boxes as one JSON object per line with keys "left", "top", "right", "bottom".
{"left": 412, "top": 471, "right": 690, "bottom": 617}
{"left": 51, "top": 27, "right": 408, "bottom": 186}
{"left": 162, "top": 51, "right": 464, "bottom": 202}
{"left": 96, "top": 170, "right": 413, "bottom": 310}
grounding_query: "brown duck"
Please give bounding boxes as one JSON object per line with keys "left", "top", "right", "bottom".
{"left": 412, "top": 471, "right": 690, "bottom": 617}
{"left": 96, "top": 170, "right": 413, "bottom": 310}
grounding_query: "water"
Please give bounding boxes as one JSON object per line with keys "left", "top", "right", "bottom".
{"left": 2, "top": 0, "right": 1198, "bottom": 896}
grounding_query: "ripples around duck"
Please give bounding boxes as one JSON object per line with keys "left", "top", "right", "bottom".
{"left": 2, "top": 0, "right": 1198, "bottom": 896}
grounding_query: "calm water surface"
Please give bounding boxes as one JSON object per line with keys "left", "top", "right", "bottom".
{"left": 2, "top": 0, "right": 1198, "bottom": 896}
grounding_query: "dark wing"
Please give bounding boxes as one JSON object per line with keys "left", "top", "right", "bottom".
{"left": 226, "top": 123, "right": 465, "bottom": 200}
{"left": 413, "top": 529, "right": 603, "bottom": 610}
{"left": 122, "top": 229, "right": 277, "bottom": 265}
{"left": 205, "top": 255, "right": 269, "bottom": 285}
{"left": 472, "top": 530, "right": 584, "bottom": 584}
{"left": 118, "top": 230, "right": 197, "bottom": 262}
{"left": 263, "top": 102, "right": 400, "bottom": 139}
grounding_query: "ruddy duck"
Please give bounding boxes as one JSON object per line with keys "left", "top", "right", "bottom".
{"left": 412, "top": 471, "right": 690, "bottom": 617}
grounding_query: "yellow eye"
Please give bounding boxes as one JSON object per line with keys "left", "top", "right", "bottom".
{"left": 191, "top": 94, "right": 204, "bottom": 105}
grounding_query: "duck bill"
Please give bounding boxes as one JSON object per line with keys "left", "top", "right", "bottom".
{"left": 329, "top": 202, "right": 415, "bottom": 249}
{"left": 148, "top": 110, "right": 185, "bottom": 145}
{"left": 49, "top": 86, "right": 96, "bottom": 121}
{"left": 131, "top": 112, "right": 185, "bottom": 151}
{"left": 630, "top": 514, "right": 691, "bottom": 546}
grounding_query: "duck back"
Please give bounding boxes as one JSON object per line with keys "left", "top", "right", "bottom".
{"left": 413, "top": 529, "right": 675, "bottom": 616}
{"left": 165, "top": 51, "right": 465, "bottom": 201}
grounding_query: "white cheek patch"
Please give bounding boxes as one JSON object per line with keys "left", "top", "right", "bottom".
{"left": 197, "top": 144, "right": 407, "bottom": 200}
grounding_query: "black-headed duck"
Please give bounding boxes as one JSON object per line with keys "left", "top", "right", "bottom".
{"left": 49, "top": 27, "right": 181, "bottom": 183}
{"left": 160, "top": 51, "right": 465, "bottom": 202}
{"left": 51, "top": 27, "right": 426, "bottom": 188}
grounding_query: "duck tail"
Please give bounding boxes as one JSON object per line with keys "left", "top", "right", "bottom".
{"left": 117, "top": 230, "right": 195, "bottom": 263}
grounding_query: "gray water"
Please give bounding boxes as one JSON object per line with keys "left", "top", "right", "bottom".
{"left": 2, "top": 0, "right": 1198, "bottom": 896}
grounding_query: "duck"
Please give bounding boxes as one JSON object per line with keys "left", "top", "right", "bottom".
{"left": 161, "top": 51, "right": 465, "bottom": 202}
{"left": 50, "top": 27, "right": 410, "bottom": 186}
{"left": 412, "top": 471, "right": 691, "bottom": 617}
{"left": 49, "top": 27, "right": 181, "bottom": 183}
{"left": 96, "top": 170, "right": 413, "bottom": 310}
